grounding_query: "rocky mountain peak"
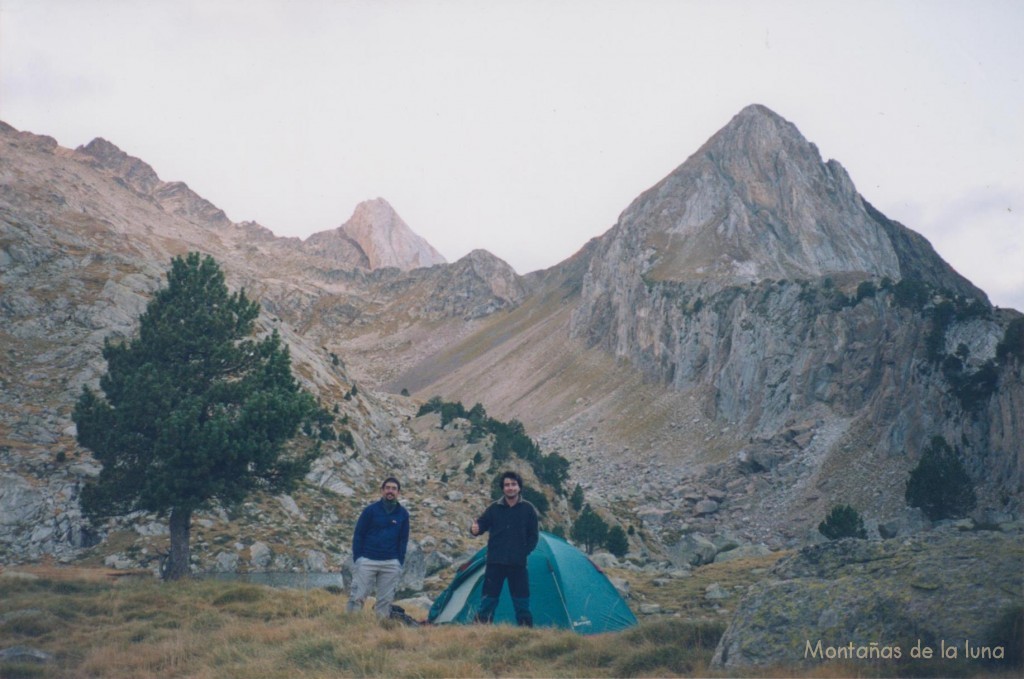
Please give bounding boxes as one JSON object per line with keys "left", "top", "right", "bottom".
{"left": 617, "top": 103, "right": 904, "bottom": 286}
{"left": 75, "top": 137, "right": 162, "bottom": 195}
{"left": 339, "top": 198, "right": 447, "bottom": 271}
{"left": 453, "top": 249, "right": 525, "bottom": 302}
{"left": 71, "top": 136, "right": 230, "bottom": 227}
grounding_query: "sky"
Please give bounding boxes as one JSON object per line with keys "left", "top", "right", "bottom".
{"left": 2, "top": 0, "right": 1022, "bottom": 310}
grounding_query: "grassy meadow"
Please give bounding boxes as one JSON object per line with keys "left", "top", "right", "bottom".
{"left": 0, "top": 566, "right": 725, "bottom": 678}
{"left": 6, "top": 556, "right": 1010, "bottom": 678}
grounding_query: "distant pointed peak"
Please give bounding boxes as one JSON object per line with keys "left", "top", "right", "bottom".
{"left": 710, "top": 104, "right": 807, "bottom": 148}
{"left": 347, "top": 197, "right": 401, "bottom": 228}
{"left": 616, "top": 104, "right": 904, "bottom": 285}
{"left": 332, "top": 198, "right": 446, "bottom": 271}
{"left": 728, "top": 104, "right": 797, "bottom": 129}
{"left": 736, "top": 103, "right": 784, "bottom": 119}
{"left": 358, "top": 196, "right": 395, "bottom": 210}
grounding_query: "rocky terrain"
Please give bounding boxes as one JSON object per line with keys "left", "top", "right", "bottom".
{"left": 712, "top": 523, "right": 1023, "bottom": 672}
{"left": 1, "top": 107, "right": 1021, "bottom": 650}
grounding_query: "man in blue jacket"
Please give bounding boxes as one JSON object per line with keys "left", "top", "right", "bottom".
{"left": 470, "top": 470, "right": 539, "bottom": 627}
{"left": 347, "top": 477, "right": 410, "bottom": 619}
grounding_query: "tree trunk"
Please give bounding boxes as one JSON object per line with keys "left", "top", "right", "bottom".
{"left": 165, "top": 506, "right": 192, "bottom": 581}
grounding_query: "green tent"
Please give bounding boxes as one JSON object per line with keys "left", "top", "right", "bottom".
{"left": 428, "top": 531, "right": 637, "bottom": 634}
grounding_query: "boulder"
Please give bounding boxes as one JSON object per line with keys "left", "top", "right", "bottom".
{"left": 705, "top": 583, "right": 731, "bottom": 600}
{"left": 736, "top": 448, "right": 783, "bottom": 474}
{"left": 667, "top": 533, "right": 718, "bottom": 567}
{"left": 399, "top": 541, "right": 426, "bottom": 592}
{"left": 211, "top": 552, "right": 237, "bottom": 572}
{"left": 249, "top": 541, "right": 272, "bottom": 570}
{"left": 694, "top": 500, "right": 720, "bottom": 516}
{"left": 877, "top": 507, "right": 930, "bottom": 539}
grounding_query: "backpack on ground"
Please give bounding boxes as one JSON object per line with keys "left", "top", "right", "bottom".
{"left": 389, "top": 604, "right": 422, "bottom": 627}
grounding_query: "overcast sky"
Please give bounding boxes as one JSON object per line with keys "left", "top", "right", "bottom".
{"left": 2, "top": 0, "right": 1022, "bottom": 310}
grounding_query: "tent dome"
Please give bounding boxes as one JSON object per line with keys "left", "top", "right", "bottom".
{"left": 428, "top": 531, "right": 637, "bottom": 634}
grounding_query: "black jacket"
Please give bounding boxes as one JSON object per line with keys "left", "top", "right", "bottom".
{"left": 476, "top": 497, "right": 539, "bottom": 567}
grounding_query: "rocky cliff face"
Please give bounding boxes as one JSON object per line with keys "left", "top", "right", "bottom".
{"left": 565, "top": 105, "right": 1021, "bottom": 536}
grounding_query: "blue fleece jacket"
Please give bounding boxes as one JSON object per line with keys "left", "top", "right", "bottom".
{"left": 352, "top": 499, "right": 410, "bottom": 565}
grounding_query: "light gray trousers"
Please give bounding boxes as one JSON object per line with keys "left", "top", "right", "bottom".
{"left": 347, "top": 557, "right": 402, "bottom": 618}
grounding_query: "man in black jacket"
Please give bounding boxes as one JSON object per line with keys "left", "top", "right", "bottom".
{"left": 470, "top": 470, "right": 539, "bottom": 626}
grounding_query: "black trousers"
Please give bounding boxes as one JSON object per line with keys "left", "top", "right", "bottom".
{"left": 476, "top": 563, "right": 532, "bottom": 626}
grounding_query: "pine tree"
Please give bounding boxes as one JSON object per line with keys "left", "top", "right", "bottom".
{"left": 818, "top": 504, "right": 868, "bottom": 540}
{"left": 74, "top": 253, "right": 320, "bottom": 580}
{"left": 905, "top": 436, "right": 977, "bottom": 521}
{"left": 571, "top": 504, "right": 609, "bottom": 554}
{"left": 605, "top": 525, "right": 629, "bottom": 558}
{"left": 570, "top": 483, "right": 585, "bottom": 512}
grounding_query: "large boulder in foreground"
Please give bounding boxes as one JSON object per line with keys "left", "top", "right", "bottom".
{"left": 712, "top": 526, "right": 1023, "bottom": 673}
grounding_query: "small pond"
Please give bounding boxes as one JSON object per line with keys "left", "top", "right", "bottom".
{"left": 201, "top": 572, "right": 343, "bottom": 590}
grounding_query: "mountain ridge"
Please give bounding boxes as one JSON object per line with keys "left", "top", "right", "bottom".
{"left": 602, "top": 104, "right": 984, "bottom": 301}
{"left": 0, "top": 107, "right": 1020, "bottom": 583}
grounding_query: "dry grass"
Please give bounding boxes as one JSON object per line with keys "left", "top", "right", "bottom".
{"left": 4, "top": 566, "right": 1012, "bottom": 678}
{"left": 0, "top": 568, "right": 725, "bottom": 678}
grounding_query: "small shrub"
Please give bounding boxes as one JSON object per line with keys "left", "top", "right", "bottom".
{"left": 606, "top": 525, "right": 629, "bottom": 557}
{"left": 818, "top": 504, "right": 867, "bottom": 540}
{"left": 905, "top": 436, "right": 977, "bottom": 521}
{"left": 951, "top": 360, "right": 999, "bottom": 412}
{"left": 856, "top": 280, "right": 877, "bottom": 302}
{"left": 996, "top": 317, "right": 1024, "bottom": 363}
{"left": 416, "top": 396, "right": 444, "bottom": 417}
{"left": 440, "top": 401, "right": 467, "bottom": 427}
{"left": 892, "top": 279, "right": 931, "bottom": 309}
